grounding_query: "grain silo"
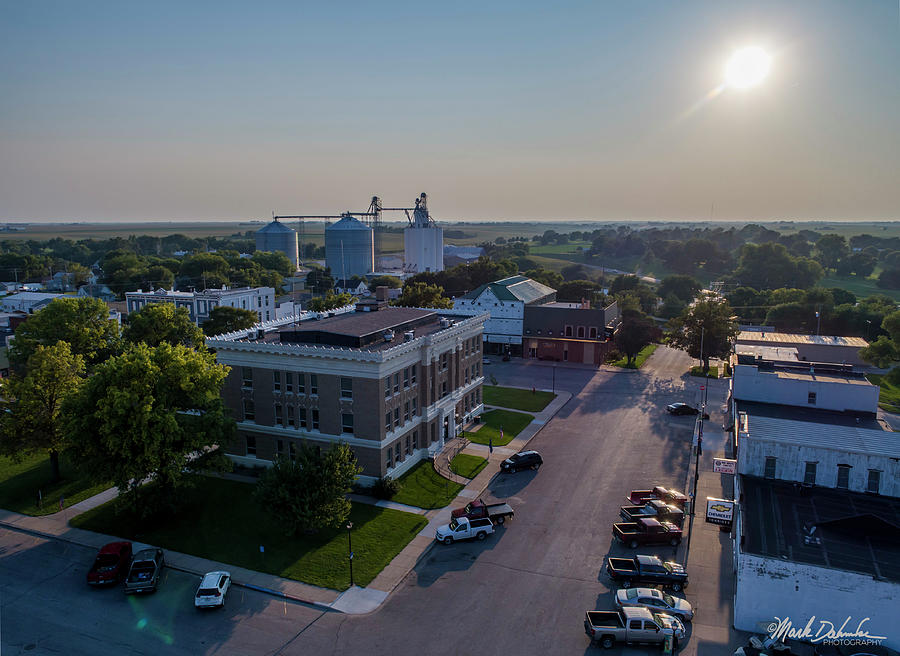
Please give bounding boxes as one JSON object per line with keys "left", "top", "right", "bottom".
{"left": 325, "top": 214, "right": 374, "bottom": 280}
{"left": 255, "top": 219, "right": 299, "bottom": 270}
{"left": 403, "top": 192, "right": 443, "bottom": 273}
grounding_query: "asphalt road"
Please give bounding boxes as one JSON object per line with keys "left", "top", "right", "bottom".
{"left": 1, "top": 347, "right": 722, "bottom": 656}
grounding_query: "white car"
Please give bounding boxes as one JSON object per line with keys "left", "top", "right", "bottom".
{"left": 615, "top": 587, "right": 693, "bottom": 621}
{"left": 195, "top": 571, "right": 231, "bottom": 609}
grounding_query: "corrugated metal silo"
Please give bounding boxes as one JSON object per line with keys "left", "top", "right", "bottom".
{"left": 255, "top": 219, "right": 299, "bottom": 270}
{"left": 325, "top": 214, "right": 374, "bottom": 279}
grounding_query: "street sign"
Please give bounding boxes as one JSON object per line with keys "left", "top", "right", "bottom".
{"left": 713, "top": 458, "right": 737, "bottom": 475}
{"left": 706, "top": 497, "right": 735, "bottom": 527}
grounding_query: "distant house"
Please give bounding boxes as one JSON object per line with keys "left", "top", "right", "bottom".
{"left": 77, "top": 284, "right": 117, "bottom": 303}
{"left": 334, "top": 279, "right": 369, "bottom": 296}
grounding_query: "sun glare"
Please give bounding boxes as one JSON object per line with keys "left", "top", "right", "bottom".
{"left": 724, "top": 46, "right": 771, "bottom": 90}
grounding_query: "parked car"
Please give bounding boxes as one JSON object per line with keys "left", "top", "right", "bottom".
{"left": 666, "top": 402, "right": 698, "bottom": 416}
{"left": 620, "top": 499, "right": 685, "bottom": 526}
{"left": 195, "top": 571, "right": 231, "bottom": 609}
{"left": 583, "top": 607, "right": 685, "bottom": 650}
{"left": 500, "top": 450, "right": 543, "bottom": 473}
{"left": 435, "top": 517, "right": 494, "bottom": 545}
{"left": 482, "top": 357, "right": 491, "bottom": 365}
{"left": 451, "top": 498, "right": 515, "bottom": 525}
{"left": 627, "top": 486, "right": 689, "bottom": 509}
{"left": 124, "top": 548, "right": 165, "bottom": 594}
{"left": 616, "top": 587, "right": 694, "bottom": 622}
{"left": 613, "top": 517, "right": 683, "bottom": 548}
{"left": 606, "top": 554, "right": 688, "bottom": 591}
{"left": 86, "top": 541, "right": 132, "bottom": 586}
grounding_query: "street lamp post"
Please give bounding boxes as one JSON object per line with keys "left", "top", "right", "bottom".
{"left": 346, "top": 521, "right": 354, "bottom": 588}
{"left": 552, "top": 365, "right": 556, "bottom": 393}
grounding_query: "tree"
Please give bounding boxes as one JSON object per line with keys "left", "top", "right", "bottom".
{"left": 306, "top": 267, "right": 335, "bottom": 294}
{"left": 524, "top": 268, "right": 564, "bottom": 289}
{"left": 124, "top": 303, "right": 206, "bottom": 349}
{"left": 859, "top": 336, "right": 898, "bottom": 369}
{"left": 178, "top": 253, "right": 230, "bottom": 286}
{"left": 667, "top": 294, "right": 739, "bottom": 371}
{"left": 814, "top": 234, "right": 849, "bottom": 271}
{"left": 560, "top": 264, "right": 589, "bottom": 281}
{"left": 877, "top": 267, "right": 900, "bottom": 290}
{"left": 201, "top": 306, "right": 259, "bottom": 336}
{"left": 556, "top": 280, "right": 602, "bottom": 303}
{"left": 367, "top": 275, "right": 402, "bottom": 292}
{"left": 307, "top": 292, "right": 354, "bottom": 312}
{"left": 395, "top": 282, "right": 453, "bottom": 309}
{"left": 9, "top": 297, "right": 121, "bottom": 370}
{"left": 615, "top": 309, "right": 656, "bottom": 366}
{"left": 0, "top": 342, "right": 85, "bottom": 483}
{"left": 252, "top": 251, "right": 295, "bottom": 277}
{"left": 658, "top": 275, "right": 701, "bottom": 304}
{"left": 64, "top": 343, "right": 233, "bottom": 517}
{"left": 732, "top": 243, "right": 824, "bottom": 290}
{"left": 254, "top": 443, "right": 361, "bottom": 535}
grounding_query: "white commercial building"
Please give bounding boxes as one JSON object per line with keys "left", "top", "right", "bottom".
{"left": 452, "top": 276, "right": 556, "bottom": 353}
{"left": 125, "top": 287, "right": 275, "bottom": 325}
{"left": 0, "top": 292, "right": 64, "bottom": 314}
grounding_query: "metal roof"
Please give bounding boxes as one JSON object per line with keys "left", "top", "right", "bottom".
{"left": 461, "top": 275, "right": 556, "bottom": 303}
{"left": 325, "top": 215, "right": 372, "bottom": 232}
{"left": 745, "top": 414, "right": 900, "bottom": 458}
{"left": 737, "top": 331, "right": 868, "bottom": 348}
{"left": 255, "top": 219, "right": 296, "bottom": 234}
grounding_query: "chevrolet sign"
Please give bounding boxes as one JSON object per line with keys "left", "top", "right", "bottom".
{"left": 706, "top": 497, "right": 735, "bottom": 527}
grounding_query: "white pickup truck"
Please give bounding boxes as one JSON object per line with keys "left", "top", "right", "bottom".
{"left": 435, "top": 517, "right": 494, "bottom": 545}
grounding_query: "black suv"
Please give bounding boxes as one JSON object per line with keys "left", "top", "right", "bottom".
{"left": 500, "top": 450, "right": 543, "bottom": 473}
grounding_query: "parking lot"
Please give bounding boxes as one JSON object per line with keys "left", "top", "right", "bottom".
{"left": 1, "top": 347, "right": 732, "bottom": 655}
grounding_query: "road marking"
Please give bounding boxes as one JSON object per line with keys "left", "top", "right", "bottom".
{"left": 283, "top": 600, "right": 287, "bottom": 615}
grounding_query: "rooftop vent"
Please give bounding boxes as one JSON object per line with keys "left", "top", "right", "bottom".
{"left": 439, "top": 318, "right": 451, "bottom": 328}
{"left": 404, "top": 331, "right": 415, "bottom": 342}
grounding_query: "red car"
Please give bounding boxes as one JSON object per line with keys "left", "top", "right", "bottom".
{"left": 87, "top": 541, "right": 132, "bottom": 586}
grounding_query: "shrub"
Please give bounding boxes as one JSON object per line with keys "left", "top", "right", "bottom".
{"left": 373, "top": 476, "right": 400, "bottom": 500}
{"left": 604, "top": 349, "right": 623, "bottom": 363}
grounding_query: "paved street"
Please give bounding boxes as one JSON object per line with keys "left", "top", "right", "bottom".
{"left": 1, "top": 347, "right": 735, "bottom": 656}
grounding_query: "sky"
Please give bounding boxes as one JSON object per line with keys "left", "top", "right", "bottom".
{"left": 1, "top": 1, "right": 899, "bottom": 223}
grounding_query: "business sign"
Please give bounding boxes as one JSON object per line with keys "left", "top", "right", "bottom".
{"left": 706, "top": 497, "right": 735, "bottom": 526}
{"left": 713, "top": 458, "right": 737, "bottom": 475}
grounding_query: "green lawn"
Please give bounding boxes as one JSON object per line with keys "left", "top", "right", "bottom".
{"left": 690, "top": 365, "right": 720, "bottom": 378}
{"left": 464, "top": 409, "right": 534, "bottom": 447}
{"left": 822, "top": 275, "right": 900, "bottom": 303}
{"left": 866, "top": 373, "right": 900, "bottom": 412}
{"left": 483, "top": 385, "right": 556, "bottom": 412}
{"left": 70, "top": 476, "right": 426, "bottom": 591}
{"left": 611, "top": 344, "right": 659, "bottom": 369}
{"left": 0, "top": 452, "right": 110, "bottom": 516}
{"left": 391, "top": 461, "right": 463, "bottom": 509}
{"left": 450, "top": 453, "right": 488, "bottom": 479}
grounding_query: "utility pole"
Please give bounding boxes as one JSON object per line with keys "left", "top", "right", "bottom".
{"left": 815, "top": 305, "right": 821, "bottom": 336}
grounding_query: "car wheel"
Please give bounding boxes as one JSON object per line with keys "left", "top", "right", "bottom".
{"left": 531, "top": 463, "right": 539, "bottom": 470}
{"left": 600, "top": 636, "right": 614, "bottom": 649}
{"left": 621, "top": 579, "right": 632, "bottom": 588}
{"left": 476, "top": 531, "right": 486, "bottom": 541}
{"left": 496, "top": 516, "right": 505, "bottom": 525}
{"left": 671, "top": 582, "right": 683, "bottom": 592}
{"left": 443, "top": 537, "right": 453, "bottom": 545}
{"left": 629, "top": 540, "right": 639, "bottom": 549}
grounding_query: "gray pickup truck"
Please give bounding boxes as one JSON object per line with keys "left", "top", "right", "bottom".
{"left": 124, "top": 548, "right": 165, "bottom": 594}
{"left": 584, "top": 607, "right": 685, "bottom": 650}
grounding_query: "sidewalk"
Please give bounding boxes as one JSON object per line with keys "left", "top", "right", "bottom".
{"left": 679, "top": 400, "right": 750, "bottom": 655}
{"left": 0, "top": 387, "right": 572, "bottom": 616}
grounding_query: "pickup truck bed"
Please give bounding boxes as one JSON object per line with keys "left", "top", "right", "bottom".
{"left": 606, "top": 555, "right": 688, "bottom": 591}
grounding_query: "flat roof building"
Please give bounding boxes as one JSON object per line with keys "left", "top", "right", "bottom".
{"left": 125, "top": 287, "right": 275, "bottom": 326}
{"left": 735, "top": 330, "right": 869, "bottom": 368}
{"left": 208, "top": 302, "right": 488, "bottom": 482}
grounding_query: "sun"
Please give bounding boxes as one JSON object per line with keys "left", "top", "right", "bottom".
{"left": 724, "top": 46, "right": 771, "bottom": 90}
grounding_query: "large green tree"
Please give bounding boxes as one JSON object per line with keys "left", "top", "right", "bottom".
{"left": 201, "top": 306, "right": 259, "bottom": 336}
{"left": 124, "top": 303, "right": 206, "bottom": 349}
{"left": 307, "top": 292, "right": 355, "bottom": 312}
{"left": 65, "top": 343, "right": 233, "bottom": 516}
{"left": 731, "top": 243, "right": 824, "bottom": 290}
{"left": 254, "top": 443, "right": 361, "bottom": 535}
{"left": 395, "top": 282, "right": 453, "bottom": 309}
{"left": 306, "top": 267, "right": 335, "bottom": 294}
{"left": 814, "top": 234, "right": 849, "bottom": 271}
{"left": 615, "top": 309, "right": 656, "bottom": 365}
{"left": 658, "top": 275, "right": 702, "bottom": 304}
{"left": 667, "top": 294, "right": 739, "bottom": 371}
{"left": 0, "top": 342, "right": 85, "bottom": 483}
{"left": 9, "top": 297, "right": 121, "bottom": 370}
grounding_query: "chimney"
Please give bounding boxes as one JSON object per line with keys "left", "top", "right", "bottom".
{"left": 376, "top": 286, "right": 389, "bottom": 302}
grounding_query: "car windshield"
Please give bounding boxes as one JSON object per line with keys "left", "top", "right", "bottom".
{"left": 625, "top": 589, "right": 638, "bottom": 600}
{"left": 449, "top": 518, "right": 459, "bottom": 531}
{"left": 94, "top": 554, "right": 120, "bottom": 570}
{"left": 663, "top": 593, "right": 675, "bottom": 606}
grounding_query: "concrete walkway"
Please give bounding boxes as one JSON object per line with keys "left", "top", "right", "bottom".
{"left": 0, "top": 386, "right": 572, "bottom": 616}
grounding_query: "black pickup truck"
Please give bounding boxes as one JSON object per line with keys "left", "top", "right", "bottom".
{"left": 606, "top": 554, "right": 688, "bottom": 592}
